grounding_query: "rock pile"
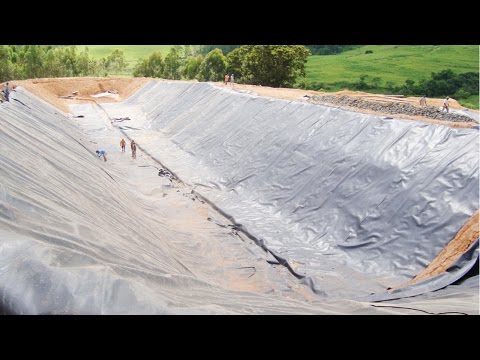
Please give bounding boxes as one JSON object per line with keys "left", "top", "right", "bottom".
{"left": 308, "top": 95, "right": 475, "bottom": 123}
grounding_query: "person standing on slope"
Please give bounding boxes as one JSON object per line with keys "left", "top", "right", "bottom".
{"left": 120, "top": 138, "right": 126, "bottom": 152}
{"left": 131, "top": 139, "right": 137, "bottom": 159}
{"left": 3, "top": 82, "right": 10, "bottom": 102}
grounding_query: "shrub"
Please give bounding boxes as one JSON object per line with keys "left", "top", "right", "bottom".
{"left": 454, "top": 88, "right": 470, "bottom": 99}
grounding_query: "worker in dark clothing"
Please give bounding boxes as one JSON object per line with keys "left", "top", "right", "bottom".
{"left": 131, "top": 140, "right": 137, "bottom": 159}
{"left": 3, "top": 82, "right": 10, "bottom": 102}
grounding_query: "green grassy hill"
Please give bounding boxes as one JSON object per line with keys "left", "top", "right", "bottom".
{"left": 306, "top": 45, "right": 478, "bottom": 85}
{"left": 305, "top": 45, "right": 479, "bottom": 107}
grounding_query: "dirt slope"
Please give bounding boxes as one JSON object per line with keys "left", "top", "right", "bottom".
{"left": 14, "top": 77, "right": 150, "bottom": 113}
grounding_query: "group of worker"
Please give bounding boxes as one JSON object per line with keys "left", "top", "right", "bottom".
{"left": 419, "top": 95, "right": 451, "bottom": 113}
{"left": 96, "top": 138, "right": 136, "bottom": 162}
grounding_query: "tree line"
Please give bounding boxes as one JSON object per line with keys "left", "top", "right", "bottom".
{"left": 3, "top": 45, "right": 476, "bottom": 108}
{"left": 0, "top": 45, "right": 127, "bottom": 82}
{"left": 301, "top": 69, "right": 478, "bottom": 107}
{"left": 0, "top": 44, "right": 312, "bottom": 89}
{"left": 196, "top": 45, "right": 357, "bottom": 56}
{"left": 133, "top": 45, "right": 311, "bottom": 88}
{"left": 391, "top": 69, "right": 478, "bottom": 100}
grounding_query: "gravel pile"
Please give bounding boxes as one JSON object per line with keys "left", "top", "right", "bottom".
{"left": 308, "top": 95, "right": 475, "bottom": 123}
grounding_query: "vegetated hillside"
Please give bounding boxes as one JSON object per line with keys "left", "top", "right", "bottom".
{"left": 78, "top": 45, "right": 478, "bottom": 108}
{"left": 305, "top": 45, "right": 479, "bottom": 108}
{"left": 82, "top": 45, "right": 175, "bottom": 71}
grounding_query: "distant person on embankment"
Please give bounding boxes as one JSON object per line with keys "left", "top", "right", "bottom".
{"left": 419, "top": 95, "right": 427, "bottom": 106}
{"left": 131, "top": 140, "right": 137, "bottom": 159}
{"left": 3, "top": 82, "right": 10, "bottom": 102}
{"left": 96, "top": 149, "right": 107, "bottom": 162}
{"left": 120, "top": 138, "right": 126, "bottom": 152}
{"left": 442, "top": 97, "right": 450, "bottom": 112}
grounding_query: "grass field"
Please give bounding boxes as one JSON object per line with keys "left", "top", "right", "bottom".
{"left": 305, "top": 45, "right": 478, "bottom": 87}
{"left": 82, "top": 45, "right": 174, "bottom": 70}
{"left": 305, "top": 45, "right": 479, "bottom": 108}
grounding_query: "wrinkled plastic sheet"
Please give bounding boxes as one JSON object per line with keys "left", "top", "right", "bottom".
{"left": 3, "top": 90, "right": 350, "bottom": 314}
{"left": 106, "top": 81, "right": 479, "bottom": 300}
{"left": 0, "top": 83, "right": 478, "bottom": 314}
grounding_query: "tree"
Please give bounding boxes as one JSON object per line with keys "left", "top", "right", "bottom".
{"left": 133, "top": 58, "right": 149, "bottom": 77}
{"left": 352, "top": 74, "right": 372, "bottom": 90}
{"left": 182, "top": 45, "right": 196, "bottom": 59}
{"left": 402, "top": 79, "right": 416, "bottom": 95}
{"left": 173, "top": 45, "right": 195, "bottom": 60}
{"left": 371, "top": 77, "right": 382, "bottom": 88}
{"left": 182, "top": 55, "right": 203, "bottom": 80}
{"left": 43, "top": 47, "right": 65, "bottom": 77}
{"left": 147, "top": 52, "right": 165, "bottom": 77}
{"left": 306, "top": 45, "right": 358, "bottom": 55}
{"left": 226, "top": 46, "right": 250, "bottom": 81}
{"left": 1, "top": 45, "right": 105, "bottom": 81}
{"left": 197, "top": 48, "right": 227, "bottom": 81}
{"left": 239, "top": 45, "right": 311, "bottom": 87}
{"left": 61, "top": 46, "right": 80, "bottom": 76}
{"left": 105, "top": 49, "right": 127, "bottom": 75}
{"left": 0, "top": 46, "right": 15, "bottom": 82}
{"left": 25, "top": 45, "right": 46, "bottom": 78}
{"left": 199, "top": 45, "right": 239, "bottom": 56}
{"left": 77, "top": 47, "right": 96, "bottom": 76}
{"left": 457, "top": 72, "right": 479, "bottom": 95}
{"left": 385, "top": 81, "right": 395, "bottom": 92}
{"left": 163, "top": 47, "right": 182, "bottom": 80}
{"left": 132, "top": 52, "right": 164, "bottom": 78}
